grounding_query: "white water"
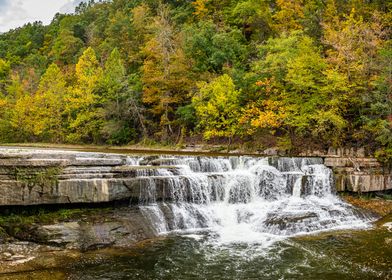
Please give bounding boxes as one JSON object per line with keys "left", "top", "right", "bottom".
{"left": 136, "top": 156, "right": 372, "bottom": 245}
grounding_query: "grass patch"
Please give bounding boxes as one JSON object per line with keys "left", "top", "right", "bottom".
{"left": 0, "top": 206, "right": 117, "bottom": 228}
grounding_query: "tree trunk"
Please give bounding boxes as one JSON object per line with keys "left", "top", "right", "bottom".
{"left": 227, "top": 135, "right": 233, "bottom": 153}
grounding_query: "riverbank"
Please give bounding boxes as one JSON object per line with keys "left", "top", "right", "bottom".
{"left": 0, "top": 142, "right": 340, "bottom": 157}
{"left": 342, "top": 195, "right": 392, "bottom": 216}
{"left": 0, "top": 142, "right": 261, "bottom": 157}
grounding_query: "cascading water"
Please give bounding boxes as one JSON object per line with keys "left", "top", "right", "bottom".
{"left": 136, "top": 156, "right": 372, "bottom": 245}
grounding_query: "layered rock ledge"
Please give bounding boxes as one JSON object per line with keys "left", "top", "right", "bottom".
{"left": 0, "top": 148, "right": 155, "bottom": 206}
{"left": 324, "top": 148, "right": 392, "bottom": 193}
{"left": 0, "top": 147, "right": 391, "bottom": 207}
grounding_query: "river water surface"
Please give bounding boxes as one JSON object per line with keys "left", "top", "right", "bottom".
{"left": 1, "top": 153, "right": 391, "bottom": 279}
{"left": 2, "top": 217, "right": 391, "bottom": 280}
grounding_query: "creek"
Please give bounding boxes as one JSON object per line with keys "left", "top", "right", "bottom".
{"left": 1, "top": 154, "right": 391, "bottom": 279}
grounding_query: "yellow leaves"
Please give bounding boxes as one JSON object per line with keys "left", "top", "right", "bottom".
{"left": 251, "top": 111, "right": 282, "bottom": 129}
{"left": 132, "top": 4, "right": 151, "bottom": 32}
{"left": 0, "top": 99, "right": 7, "bottom": 108}
{"left": 9, "top": 63, "right": 67, "bottom": 142}
{"left": 192, "top": 74, "right": 241, "bottom": 140}
{"left": 140, "top": 9, "right": 192, "bottom": 135}
{"left": 0, "top": 58, "right": 10, "bottom": 78}
{"left": 273, "top": 0, "right": 304, "bottom": 33}
{"left": 241, "top": 100, "right": 286, "bottom": 133}
{"left": 322, "top": 6, "right": 384, "bottom": 83}
{"left": 192, "top": 0, "right": 209, "bottom": 19}
{"left": 75, "top": 47, "right": 103, "bottom": 91}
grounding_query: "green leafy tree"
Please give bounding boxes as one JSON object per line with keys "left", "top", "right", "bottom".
{"left": 362, "top": 42, "right": 392, "bottom": 163}
{"left": 231, "top": 0, "right": 273, "bottom": 42}
{"left": 184, "top": 21, "right": 248, "bottom": 73}
{"left": 192, "top": 74, "right": 242, "bottom": 147}
{"left": 65, "top": 47, "right": 103, "bottom": 143}
{"left": 99, "top": 48, "right": 139, "bottom": 144}
{"left": 0, "top": 58, "right": 10, "bottom": 94}
{"left": 244, "top": 31, "right": 347, "bottom": 146}
{"left": 141, "top": 4, "right": 192, "bottom": 141}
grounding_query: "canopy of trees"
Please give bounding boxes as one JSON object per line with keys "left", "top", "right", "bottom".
{"left": 0, "top": 0, "right": 391, "bottom": 161}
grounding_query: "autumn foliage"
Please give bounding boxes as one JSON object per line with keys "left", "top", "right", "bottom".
{"left": 0, "top": 0, "right": 390, "bottom": 161}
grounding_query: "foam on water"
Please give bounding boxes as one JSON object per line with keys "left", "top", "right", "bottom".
{"left": 134, "top": 156, "right": 373, "bottom": 246}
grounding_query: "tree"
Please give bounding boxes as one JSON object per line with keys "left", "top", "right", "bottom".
{"left": 4, "top": 64, "right": 67, "bottom": 142}
{"left": 99, "top": 48, "right": 140, "bottom": 144}
{"left": 361, "top": 41, "right": 392, "bottom": 163}
{"left": 243, "top": 31, "right": 347, "bottom": 146}
{"left": 65, "top": 47, "right": 103, "bottom": 143}
{"left": 0, "top": 58, "right": 10, "bottom": 94}
{"left": 51, "top": 28, "right": 84, "bottom": 64}
{"left": 272, "top": 0, "right": 304, "bottom": 33}
{"left": 322, "top": 7, "right": 384, "bottom": 86}
{"left": 30, "top": 63, "right": 67, "bottom": 142}
{"left": 192, "top": 74, "right": 241, "bottom": 147}
{"left": 141, "top": 4, "right": 192, "bottom": 141}
{"left": 184, "top": 21, "right": 248, "bottom": 73}
{"left": 231, "top": 0, "right": 273, "bottom": 42}
{"left": 192, "top": 0, "right": 209, "bottom": 19}
{"left": 5, "top": 74, "right": 30, "bottom": 141}
{"left": 322, "top": 6, "right": 386, "bottom": 143}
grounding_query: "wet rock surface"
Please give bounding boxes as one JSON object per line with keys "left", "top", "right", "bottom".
{"left": 0, "top": 205, "right": 170, "bottom": 275}
{"left": 0, "top": 146, "right": 390, "bottom": 208}
{"left": 1, "top": 207, "right": 159, "bottom": 251}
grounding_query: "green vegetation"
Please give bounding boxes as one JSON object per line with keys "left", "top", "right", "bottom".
{"left": 0, "top": 207, "right": 115, "bottom": 228}
{"left": 13, "top": 167, "right": 62, "bottom": 189}
{"left": 0, "top": 0, "right": 391, "bottom": 160}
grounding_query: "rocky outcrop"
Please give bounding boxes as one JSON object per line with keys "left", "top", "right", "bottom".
{"left": 0, "top": 147, "right": 390, "bottom": 207}
{"left": 324, "top": 148, "right": 392, "bottom": 193}
{"left": 0, "top": 207, "right": 163, "bottom": 271}
{"left": 0, "top": 148, "right": 188, "bottom": 205}
{"left": 1, "top": 207, "right": 159, "bottom": 251}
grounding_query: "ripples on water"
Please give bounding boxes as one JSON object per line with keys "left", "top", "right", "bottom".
{"left": 2, "top": 155, "right": 391, "bottom": 280}
{"left": 59, "top": 222, "right": 390, "bottom": 280}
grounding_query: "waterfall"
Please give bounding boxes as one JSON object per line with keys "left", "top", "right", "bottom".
{"left": 135, "top": 156, "right": 372, "bottom": 244}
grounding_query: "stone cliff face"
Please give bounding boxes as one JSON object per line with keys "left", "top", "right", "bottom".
{"left": 0, "top": 147, "right": 390, "bottom": 208}
{"left": 0, "top": 148, "right": 177, "bottom": 206}
{"left": 323, "top": 148, "right": 392, "bottom": 193}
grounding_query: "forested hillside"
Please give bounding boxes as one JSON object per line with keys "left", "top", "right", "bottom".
{"left": 0, "top": 0, "right": 391, "bottom": 161}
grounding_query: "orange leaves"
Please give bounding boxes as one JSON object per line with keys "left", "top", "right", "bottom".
{"left": 238, "top": 78, "right": 286, "bottom": 135}
{"left": 255, "top": 78, "right": 274, "bottom": 95}
{"left": 241, "top": 99, "right": 286, "bottom": 133}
